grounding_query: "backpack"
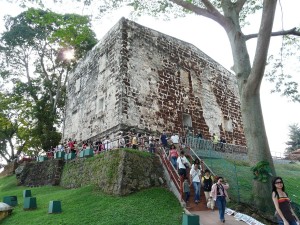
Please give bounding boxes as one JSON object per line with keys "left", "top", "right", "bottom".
{"left": 203, "top": 176, "right": 213, "bottom": 192}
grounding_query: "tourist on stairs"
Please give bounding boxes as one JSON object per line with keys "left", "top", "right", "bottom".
{"left": 190, "top": 163, "right": 201, "bottom": 204}
{"left": 211, "top": 176, "right": 229, "bottom": 223}
{"left": 168, "top": 145, "right": 178, "bottom": 169}
{"left": 202, "top": 169, "right": 215, "bottom": 210}
{"left": 177, "top": 151, "right": 190, "bottom": 179}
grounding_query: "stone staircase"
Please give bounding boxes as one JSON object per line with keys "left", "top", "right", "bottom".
{"left": 158, "top": 147, "right": 210, "bottom": 212}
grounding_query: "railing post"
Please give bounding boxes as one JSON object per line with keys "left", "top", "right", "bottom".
{"left": 234, "top": 164, "right": 241, "bottom": 203}
{"left": 180, "top": 175, "right": 183, "bottom": 201}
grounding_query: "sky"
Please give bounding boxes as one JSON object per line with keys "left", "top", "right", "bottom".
{"left": 0, "top": 0, "right": 300, "bottom": 157}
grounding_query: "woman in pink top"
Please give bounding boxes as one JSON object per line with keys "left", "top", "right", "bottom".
{"left": 210, "top": 176, "right": 229, "bottom": 223}
{"left": 168, "top": 145, "right": 178, "bottom": 169}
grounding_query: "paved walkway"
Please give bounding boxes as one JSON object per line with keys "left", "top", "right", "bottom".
{"left": 191, "top": 210, "right": 248, "bottom": 225}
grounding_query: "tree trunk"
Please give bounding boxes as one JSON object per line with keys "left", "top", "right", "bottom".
{"left": 240, "top": 89, "right": 276, "bottom": 212}
{"left": 220, "top": 0, "right": 278, "bottom": 211}
{"left": 8, "top": 138, "right": 15, "bottom": 160}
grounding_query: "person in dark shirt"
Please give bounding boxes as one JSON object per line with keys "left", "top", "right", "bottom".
{"left": 160, "top": 130, "right": 168, "bottom": 149}
{"left": 272, "top": 177, "right": 300, "bottom": 225}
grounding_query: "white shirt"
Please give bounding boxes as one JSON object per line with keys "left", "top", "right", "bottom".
{"left": 177, "top": 156, "right": 189, "bottom": 169}
{"left": 191, "top": 163, "right": 202, "bottom": 171}
{"left": 103, "top": 139, "right": 111, "bottom": 150}
{"left": 171, "top": 135, "right": 179, "bottom": 144}
{"left": 190, "top": 168, "right": 201, "bottom": 182}
{"left": 149, "top": 136, "right": 154, "bottom": 144}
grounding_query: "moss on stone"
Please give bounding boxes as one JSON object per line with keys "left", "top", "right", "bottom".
{"left": 60, "top": 149, "right": 163, "bottom": 195}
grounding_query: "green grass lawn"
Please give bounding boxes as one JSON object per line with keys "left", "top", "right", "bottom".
{"left": 0, "top": 176, "right": 183, "bottom": 225}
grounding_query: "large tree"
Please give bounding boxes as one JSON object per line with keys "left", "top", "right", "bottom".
{"left": 0, "top": 8, "right": 97, "bottom": 159}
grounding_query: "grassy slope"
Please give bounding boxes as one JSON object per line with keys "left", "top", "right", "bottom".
{"left": 0, "top": 176, "right": 182, "bottom": 225}
{"left": 204, "top": 158, "right": 300, "bottom": 204}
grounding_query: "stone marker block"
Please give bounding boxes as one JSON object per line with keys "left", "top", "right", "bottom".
{"left": 84, "top": 149, "right": 94, "bottom": 157}
{"left": 23, "top": 190, "right": 32, "bottom": 198}
{"left": 23, "top": 197, "right": 37, "bottom": 210}
{"left": 67, "top": 153, "right": 76, "bottom": 160}
{"left": 37, "top": 156, "right": 48, "bottom": 162}
{"left": 3, "top": 196, "right": 18, "bottom": 207}
{"left": 182, "top": 214, "right": 200, "bottom": 225}
{"left": 79, "top": 150, "right": 85, "bottom": 158}
{"left": 48, "top": 201, "right": 62, "bottom": 214}
{"left": 54, "top": 152, "right": 65, "bottom": 159}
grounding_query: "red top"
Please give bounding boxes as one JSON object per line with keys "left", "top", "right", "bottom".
{"left": 169, "top": 149, "right": 178, "bottom": 158}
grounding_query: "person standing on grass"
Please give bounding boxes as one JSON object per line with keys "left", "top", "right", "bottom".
{"left": 211, "top": 176, "right": 229, "bottom": 223}
{"left": 272, "top": 177, "right": 300, "bottom": 225}
{"left": 190, "top": 163, "right": 202, "bottom": 204}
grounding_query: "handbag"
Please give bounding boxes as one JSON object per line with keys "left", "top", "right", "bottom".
{"left": 180, "top": 157, "right": 189, "bottom": 169}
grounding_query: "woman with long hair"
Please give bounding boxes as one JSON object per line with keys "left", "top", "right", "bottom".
{"left": 272, "top": 177, "right": 300, "bottom": 225}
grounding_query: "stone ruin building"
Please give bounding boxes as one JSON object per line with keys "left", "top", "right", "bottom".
{"left": 63, "top": 18, "right": 246, "bottom": 146}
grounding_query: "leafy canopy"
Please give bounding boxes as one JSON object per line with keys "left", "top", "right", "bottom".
{"left": 0, "top": 8, "right": 97, "bottom": 160}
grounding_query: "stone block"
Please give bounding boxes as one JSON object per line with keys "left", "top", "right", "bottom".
{"left": 3, "top": 196, "right": 18, "bottom": 207}
{"left": 0, "top": 203, "right": 13, "bottom": 220}
{"left": 54, "top": 152, "right": 65, "bottom": 159}
{"left": 23, "top": 190, "right": 32, "bottom": 198}
{"left": 79, "top": 150, "right": 85, "bottom": 158}
{"left": 182, "top": 214, "right": 200, "bottom": 225}
{"left": 23, "top": 197, "right": 37, "bottom": 210}
{"left": 84, "top": 149, "right": 94, "bottom": 157}
{"left": 48, "top": 200, "right": 62, "bottom": 214}
{"left": 65, "top": 153, "right": 76, "bottom": 160}
{"left": 37, "top": 156, "right": 48, "bottom": 162}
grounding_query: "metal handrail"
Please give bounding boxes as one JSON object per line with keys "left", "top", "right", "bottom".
{"left": 158, "top": 146, "right": 182, "bottom": 199}
{"left": 186, "top": 136, "right": 247, "bottom": 154}
{"left": 188, "top": 147, "right": 216, "bottom": 176}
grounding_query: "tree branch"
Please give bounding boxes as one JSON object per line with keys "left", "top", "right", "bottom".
{"left": 247, "top": 0, "right": 278, "bottom": 93}
{"left": 39, "top": 43, "right": 55, "bottom": 107}
{"left": 245, "top": 27, "right": 300, "bottom": 40}
{"left": 168, "top": 0, "right": 226, "bottom": 26}
{"left": 0, "top": 151, "right": 10, "bottom": 163}
{"left": 235, "top": 0, "right": 247, "bottom": 13}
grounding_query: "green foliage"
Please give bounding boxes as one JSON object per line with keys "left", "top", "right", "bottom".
{"left": 250, "top": 161, "right": 273, "bottom": 183}
{"left": 285, "top": 123, "right": 300, "bottom": 154}
{"left": 265, "top": 33, "right": 300, "bottom": 102}
{"left": 0, "top": 8, "right": 97, "bottom": 159}
{"left": 0, "top": 176, "right": 182, "bottom": 225}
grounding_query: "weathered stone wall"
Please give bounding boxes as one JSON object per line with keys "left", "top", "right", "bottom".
{"left": 15, "top": 160, "right": 64, "bottom": 186}
{"left": 60, "top": 149, "right": 163, "bottom": 195}
{"left": 64, "top": 21, "right": 125, "bottom": 141}
{"left": 63, "top": 18, "right": 246, "bottom": 146}
{"left": 120, "top": 19, "right": 245, "bottom": 145}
